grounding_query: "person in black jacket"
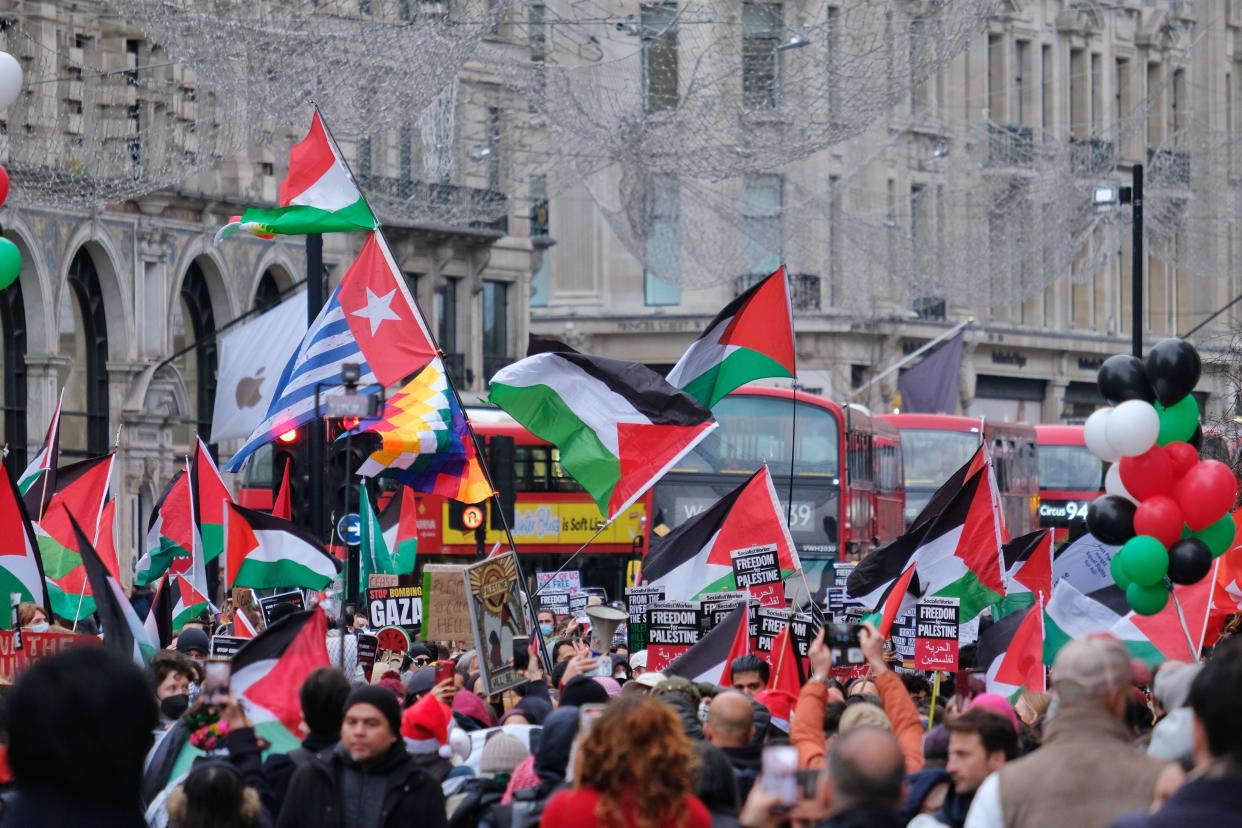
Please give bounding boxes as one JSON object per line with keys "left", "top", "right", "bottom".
{"left": 276, "top": 686, "right": 447, "bottom": 828}
{"left": 706, "top": 691, "right": 760, "bottom": 802}
{"left": 263, "top": 667, "right": 350, "bottom": 815}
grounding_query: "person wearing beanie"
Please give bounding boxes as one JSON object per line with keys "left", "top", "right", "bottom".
{"left": 452, "top": 687, "right": 497, "bottom": 731}
{"left": 275, "top": 685, "right": 447, "bottom": 828}
{"left": 174, "top": 627, "right": 210, "bottom": 660}
{"left": 402, "top": 667, "right": 438, "bottom": 707}
{"left": 479, "top": 732, "right": 530, "bottom": 779}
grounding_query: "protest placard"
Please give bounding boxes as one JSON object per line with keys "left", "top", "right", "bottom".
{"left": 889, "top": 609, "right": 917, "bottom": 663}
{"left": 568, "top": 591, "right": 589, "bottom": 615}
{"left": 700, "top": 591, "right": 748, "bottom": 633}
{"left": 789, "top": 612, "right": 819, "bottom": 660}
{"left": 259, "top": 590, "right": 305, "bottom": 624}
{"left": 0, "top": 631, "right": 98, "bottom": 683}
{"left": 464, "top": 552, "right": 529, "bottom": 696}
{"left": 915, "top": 597, "right": 960, "bottom": 671}
{"left": 624, "top": 586, "right": 665, "bottom": 652}
{"left": 731, "top": 544, "right": 785, "bottom": 607}
{"left": 538, "top": 589, "right": 572, "bottom": 617}
{"left": 355, "top": 633, "right": 380, "bottom": 676}
{"left": 367, "top": 584, "right": 424, "bottom": 629}
{"left": 421, "top": 564, "right": 472, "bottom": 642}
{"left": 536, "top": 570, "right": 581, "bottom": 593}
{"left": 755, "top": 608, "right": 792, "bottom": 654}
{"left": 646, "top": 601, "right": 700, "bottom": 672}
{"left": 211, "top": 635, "right": 247, "bottom": 659}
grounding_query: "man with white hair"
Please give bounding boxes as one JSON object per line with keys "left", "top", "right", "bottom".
{"left": 964, "top": 635, "right": 1169, "bottom": 828}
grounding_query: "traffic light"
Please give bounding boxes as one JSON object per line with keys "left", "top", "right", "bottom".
{"left": 326, "top": 420, "right": 379, "bottom": 537}
{"left": 489, "top": 435, "right": 516, "bottom": 531}
{"left": 272, "top": 428, "right": 308, "bottom": 524}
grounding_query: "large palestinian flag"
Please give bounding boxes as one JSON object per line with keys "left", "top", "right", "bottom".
{"left": 489, "top": 337, "right": 717, "bottom": 520}
{"left": 73, "top": 512, "right": 156, "bottom": 668}
{"left": 846, "top": 467, "right": 1005, "bottom": 623}
{"left": 34, "top": 454, "right": 114, "bottom": 621}
{"left": 1042, "top": 572, "right": 1216, "bottom": 668}
{"left": 0, "top": 461, "right": 50, "bottom": 626}
{"left": 216, "top": 110, "right": 376, "bottom": 241}
{"left": 665, "top": 603, "right": 750, "bottom": 685}
{"left": 666, "top": 267, "right": 796, "bottom": 407}
{"left": 643, "top": 466, "right": 799, "bottom": 600}
{"left": 135, "top": 470, "right": 191, "bottom": 587}
{"left": 976, "top": 598, "right": 1045, "bottom": 701}
{"left": 993, "top": 529, "right": 1053, "bottom": 620}
{"left": 193, "top": 437, "right": 232, "bottom": 563}
{"left": 225, "top": 503, "right": 340, "bottom": 590}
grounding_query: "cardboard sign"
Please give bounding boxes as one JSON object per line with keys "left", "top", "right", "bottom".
{"left": 755, "top": 608, "right": 792, "bottom": 654}
{"left": 421, "top": 564, "right": 471, "bottom": 642}
{"left": 0, "top": 631, "right": 98, "bottom": 683}
{"left": 356, "top": 633, "right": 380, "bottom": 676}
{"left": 646, "top": 601, "right": 700, "bottom": 672}
{"left": 538, "top": 589, "right": 572, "bottom": 617}
{"left": 536, "top": 570, "right": 581, "bottom": 593}
{"left": 625, "top": 586, "right": 665, "bottom": 652}
{"left": 915, "top": 597, "right": 960, "bottom": 671}
{"left": 210, "top": 635, "right": 247, "bottom": 659}
{"left": 368, "top": 574, "right": 400, "bottom": 589}
{"left": 367, "top": 584, "right": 424, "bottom": 629}
{"left": 260, "top": 591, "right": 305, "bottom": 625}
{"left": 464, "top": 553, "right": 529, "bottom": 696}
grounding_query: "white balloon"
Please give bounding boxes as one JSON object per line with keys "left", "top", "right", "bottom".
{"left": 0, "top": 52, "right": 22, "bottom": 111}
{"left": 1083, "top": 408, "right": 1121, "bottom": 463}
{"left": 1105, "top": 462, "right": 1138, "bottom": 505}
{"left": 1104, "top": 399, "right": 1160, "bottom": 457}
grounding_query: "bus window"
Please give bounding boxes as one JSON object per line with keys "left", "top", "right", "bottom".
{"left": 900, "top": 429, "right": 979, "bottom": 488}
{"left": 1038, "top": 444, "right": 1103, "bottom": 490}
{"left": 673, "top": 395, "right": 840, "bottom": 477}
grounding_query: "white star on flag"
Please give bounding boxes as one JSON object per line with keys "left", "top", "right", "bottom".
{"left": 351, "top": 287, "right": 401, "bottom": 335}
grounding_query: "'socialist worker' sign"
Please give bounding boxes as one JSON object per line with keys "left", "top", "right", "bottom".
{"left": 914, "top": 596, "right": 960, "bottom": 671}
{"left": 646, "top": 601, "right": 700, "bottom": 672}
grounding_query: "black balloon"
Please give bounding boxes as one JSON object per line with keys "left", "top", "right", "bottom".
{"left": 1086, "top": 495, "right": 1138, "bottom": 547}
{"left": 1097, "top": 355, "right": 1155, "bottom": 405}
{"left": 1145, "top": 338, "right": 1201, "bottom": 407}
{"left": 1167, "top": 538, "right": 1212, "bottom": 585}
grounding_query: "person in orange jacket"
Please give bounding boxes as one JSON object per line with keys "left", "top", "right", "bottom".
{"left": 790, "top": 622, "right": 925, "bottom": 774}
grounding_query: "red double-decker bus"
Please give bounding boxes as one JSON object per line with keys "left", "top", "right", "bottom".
{"left": 873, "top": 417, "right": 905, "bottom": 541}
{"left": 878, "top": 414, "right": 1039, "bottom": 536}
{"left": 1035, "top": 424, "right": 1105, "bottom": 544}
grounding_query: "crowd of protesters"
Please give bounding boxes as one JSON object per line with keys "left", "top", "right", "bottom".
{"left": 0, "top": 599, "right": 1239, "bottom": 828}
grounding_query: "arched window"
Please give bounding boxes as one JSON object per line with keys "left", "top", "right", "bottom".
{"left": 172, "top": 262, "right": 218, "bottom": 449}
{"left": 254, "top": 267, "right": 291, "bottom": 312}
{"left": 61, "top": 249, "right": 110, "bottom": 458}
{"left": 0, "top": 273, "right": 27, "bottom": 476}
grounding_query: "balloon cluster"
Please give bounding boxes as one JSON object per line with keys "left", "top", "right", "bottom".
{"left": 0, "top": 50, "right": 18, "bottom": 291}
{"left": 1084, "top": 339, "right": 1239, "bottom": 615}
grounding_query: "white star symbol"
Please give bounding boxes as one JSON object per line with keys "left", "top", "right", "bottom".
{"left": 351, "top": 287, "right": 401, "bottom": 335}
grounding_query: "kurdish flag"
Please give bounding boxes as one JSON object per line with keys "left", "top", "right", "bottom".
{"left": 216, "top": 111, "right": 376, "bottom": 241}
{"left": 489, "top": 337, "right": 717, "bottom": 520}
{"left": 353, "top": 357, "right": 492, "bottom": 504}
{"left": 643, "top": 466, "right": 799, "bottom": 601}
{"left": 0, "top": 461, "right": 50, "bottom": 626}
{"left": 666, "top": 267, "right": 795, "bottom": 408}
{"left": 17, "top": 388, "right": 62, "bottom": 501}
{"left": 225, "top": 503, "right": 340, "bottom": 590}
{"left": 35, "top": 454, "right": 115, "bottom": 621}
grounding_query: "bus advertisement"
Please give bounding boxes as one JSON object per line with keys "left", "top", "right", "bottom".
{"left": 1035, "top": 424, "right": 1105, "bottom": 544}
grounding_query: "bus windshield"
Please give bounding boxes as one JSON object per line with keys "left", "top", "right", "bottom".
{"left": 1039, "top": 444, "right": 1104, "bottom": 491}
{"left": 673, "top": 395, "right": 840, "bottom": 477}
{"left": 899, "top": 429, "right": 979, "bottom": 488}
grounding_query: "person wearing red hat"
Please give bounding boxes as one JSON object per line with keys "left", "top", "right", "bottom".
{"left": 401, "top": 692, "right": 456, "bottom": 784}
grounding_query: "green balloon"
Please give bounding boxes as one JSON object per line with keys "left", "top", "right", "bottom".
{"left": 1126, "top": 581, "right": 1170, "bottom": 616}
{"left": 0, "top": 238, "right": 18, "bottom": 291}
{"left": 1156, "top": 396, "right": 1199, "bottom": 445}
{"left": 1193, "top": 514, "right": 1237, "bottom": 558}
{"left": 1110, "top": 553, "right": 1133, "bottom": 590}
{"left": 1119, "top": 535, "right": 1169, "bottom": 586}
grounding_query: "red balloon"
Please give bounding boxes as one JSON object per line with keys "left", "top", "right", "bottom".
{"left": 1119, "top": 446, "right": 1173, "bottom": 502}
{"left": 0, "top": 165, "right": 8, "bottom": 209}
{"left": 1133, "top": 496, "right": 1184, "bottom": 548}
{"left": 1177, "top": 460, "right": 1240, "bottom": 531}
{"left": 1165, "top": 441, "right": 1198, "bottom": 480}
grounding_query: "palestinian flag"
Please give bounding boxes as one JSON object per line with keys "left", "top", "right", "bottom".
{"left": 0, "top": 461, "right": 50, "bottom": 626}
{"left": 1042, "top": 571, "right": 1216, "bottom": 667}
{"left": 34, "top": 454, "right": 114, "bottom": 621}
{"left": 225, "top": 503, "right": 340, "bottom": 590}
{"left": 976, "top": 598, "right": 1045, "bottom": 701}
{"left": 380, "top": 487, "right": 419, "bottom": 572}
{"left": 215, "top": 110, "right": 375, "bottom": 242}
{"left": 272, "top": 461, "right": 293, "bottom": 520}
{"left": 909, "top": 446, "right": 985, "bottom": 534}
{"left": 767, "top": 624, "right": 804, "bottom": 695}
{"left": 72, "top": 512, "right": 156, "bottom": 668}
{"left": 666, "top": 267, "right": 795, "bottom": 408}
{"left": 863, "top": 563, "right": 920, "bottom": 640}
{"left": 489, "top": 338, "right": 716, "bottom": 520}
{"left": 17, "top": 388, "right": 62, "bottom": 499}
{"left": 144, "top": 574, "right": 173, "bottom": 649}
{"left": 644, "top": 467, "right": 799, "bottom": 600}
{"left": 993, "top": 529, "right": 1053, "bottom": 619}
{"left": 234, "top": 607, "right": 259, "bottom": 639}
{"left": 171, "top": 457, "right": 213, "bottom": 631}
{"left": 135, "top": 471, "right": 191, "bottom": 587}
{"left": 665, "top": 603, "right": 750, "bottom": 685}
{"left": 193, "top": 437, "right": 233, "bottom": 563}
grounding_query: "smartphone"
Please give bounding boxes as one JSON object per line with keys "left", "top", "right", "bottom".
{"left": 579, "top": 703, "right": 606, "bottom": 735}
{"left": 761, "top": 745, "right": 799, "bottom": 807}
{"left": 434, "top": 660, "right": 455, "bottom": 685}
{"left": 202, "top": 658, "right": 231, "bottom": 704}
{"left": 512, "top": 636, "right": 530, "bottom": 672}
{"left": 825, "top": 622, "right": 864, "bottom": 665}
{"left": 796, "top": 769, "right": 822, "bottom": 801}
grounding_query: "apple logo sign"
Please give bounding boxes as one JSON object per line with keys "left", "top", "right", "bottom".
{"left": 235, "top": 366, "right": 265, "bottom": 409}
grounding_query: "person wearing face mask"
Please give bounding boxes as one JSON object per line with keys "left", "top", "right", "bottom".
{"left": 16, "top": 603, "right": 49, "bottom": 633}
{"left": 150, "top": 652, "right": 197, "bottom": 729}
{"left": 537, "top": 611, "right": 556, "bottom": 640}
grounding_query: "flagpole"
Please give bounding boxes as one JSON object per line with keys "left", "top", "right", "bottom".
{"left": 1169, "top": 588, "right": 1199, "bottom": 662}
{"left": 35, "top": 387, "right": 65, "bottom": 523}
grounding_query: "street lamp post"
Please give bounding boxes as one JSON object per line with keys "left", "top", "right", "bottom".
{"left": 1093, "top": 164, "right": 1143, "bottom": 358}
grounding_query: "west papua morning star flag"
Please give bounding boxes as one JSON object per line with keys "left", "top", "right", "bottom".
{"left": 666, "top": 266, "right": 796, "bottom": 408}
{"left": 489, "top": 337, "right": 717, "bottom": 522}
{"left": 225, "top": 231, "right": 436, "bottom": 473}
